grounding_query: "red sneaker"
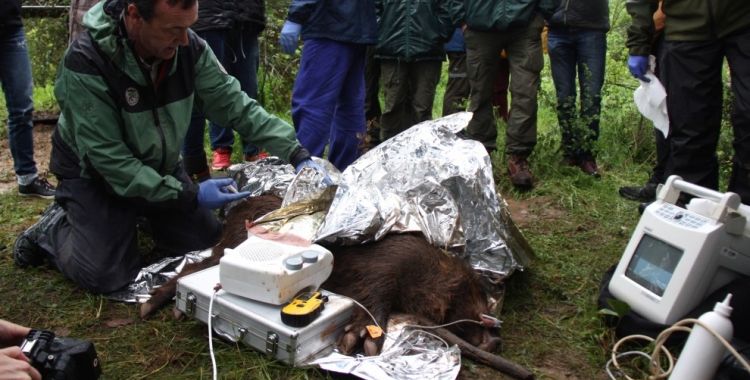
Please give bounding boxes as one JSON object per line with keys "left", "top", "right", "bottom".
{"left": 211, "top": 147, "right": 232, "bottom": 170}
{"left": 244, "top": 152, "right": 268, "bottom": 162}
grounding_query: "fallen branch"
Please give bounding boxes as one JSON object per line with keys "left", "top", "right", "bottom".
{"left": 415, "top": 316, "right": 535, "bottom": 380}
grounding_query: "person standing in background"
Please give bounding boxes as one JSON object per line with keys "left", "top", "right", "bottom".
{"left": 442, "top": 28, "right": 470, "bottom": 117}
{"left": 546, "top": 0, "right": 609, "bottom": 178}
{"left": 181, "top": 0, "right": 267, "bottom": 181}
{"left": 280, "top": 0, "right": 378, "bottom": 172}
{"left": 364, "top": 45, "right": 382, "bottom": 149}
{"left": 376, "top": 0, "right": 453, "bottom": 142}
{"left": 626, "top": 0, "right": 750, "bottom": 205}
{"left": 451, "top": 0, "right": 560, "bottom": 189}
{"left": 619, "top": 2, "right": 670, "bottom": 204}
{"left": 1, "top": 0, "right": 56, "bottom": 198}
{"left": 491, "top": 53, "right": 510, "bottom": 121}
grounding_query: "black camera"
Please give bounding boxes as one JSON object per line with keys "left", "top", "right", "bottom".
{"left": 20, "top": 329, "right": 102, "bottom": 380}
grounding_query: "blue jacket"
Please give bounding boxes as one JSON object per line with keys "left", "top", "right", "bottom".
{"left": 444, "top": 28, "right": 466, "bottom": 53}
{"left": 287, "top": 0, "right": 378, "bottom": 45}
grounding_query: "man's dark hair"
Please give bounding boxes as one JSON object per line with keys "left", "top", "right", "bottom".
{"left": 125, "top": 0, "right": 197, "bottom": 22}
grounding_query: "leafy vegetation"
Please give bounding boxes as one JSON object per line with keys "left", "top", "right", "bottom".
{"left": 0, "top": 0, "right": 738, "bottom": 379}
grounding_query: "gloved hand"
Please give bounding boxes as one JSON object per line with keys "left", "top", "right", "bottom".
{"left": 627, "top": 55, "right": 651, "bottom": 83}
{"left": 197, "top": 178, "right": 250, "bottom": 210}
{"left": 280, "top": 21, "right": 302, "bottom": 54}
{"left": 295, "top": 158, "right": 333, "bottom": 186}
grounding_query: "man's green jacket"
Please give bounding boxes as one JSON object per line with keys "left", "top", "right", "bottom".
{"left": 52, "top": 0, "right": 309, "bottom": 209}
{"left": 626, "top": 0, "right": 750, "bottom": 56}
{"left": 374, "top": 0, "right": 453, "bottom": 62}
{"left": 450, "top": 0, "right": 560, "bottom": 32}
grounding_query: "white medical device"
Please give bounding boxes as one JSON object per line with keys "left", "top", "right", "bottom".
{"left": 609, "top": 176, "right": 750, "bottom": 325}
{"left": 219, "top": 234, "right": 333, "bottom": 305}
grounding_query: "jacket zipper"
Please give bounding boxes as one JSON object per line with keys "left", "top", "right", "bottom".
{"left": 706, "top": 0, "right": 716, "bottom": 39}
{"left": 134, "top": 56, "right": 168, "bottom": 175}
{"left": 563, "top": 0, "right": 570, "bottom": 25}
{"left": 405, "top": 0, "right": 412, "bottom": 61}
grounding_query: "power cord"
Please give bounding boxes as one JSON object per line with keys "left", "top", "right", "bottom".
{"left": 207, "top": 285, "right": 221, "bottom": 380}
{"left": 607, "top": 318, "right": 750, "bottom": 379}
{"left": 337, "top": 295, "right": 500, "bottom": 350}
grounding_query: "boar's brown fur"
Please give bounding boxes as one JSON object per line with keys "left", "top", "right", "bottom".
{"left": 140, "top": 195, "right": 500, "bottom": 356}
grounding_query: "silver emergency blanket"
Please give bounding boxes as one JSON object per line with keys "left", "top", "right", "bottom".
{"left": 312, "top": 328, "right": 462, "bottom": 380}
{"left": 315, "top": 112, "right": 532, "bottom": 279}
{"left": 104, "top": 249, "right": 213, "bottom": 303}
{"left": 104, "top": 112, "right": 532, "bottom": 302}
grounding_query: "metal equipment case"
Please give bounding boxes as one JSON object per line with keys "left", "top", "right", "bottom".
{"left": 175, "top": 267, "right": 353, "bottom": 367}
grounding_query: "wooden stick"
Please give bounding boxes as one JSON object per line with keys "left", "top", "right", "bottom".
{"left": 415, "top": 316, "right": 535, "bottom": 380}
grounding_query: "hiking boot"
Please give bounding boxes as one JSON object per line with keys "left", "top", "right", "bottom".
{"left": 638, "top": 201, "right": 653, "bottom": 215}
{"left": 244, "top": 152, "right": 268, "bottom": 162}
{"left": 18, "top": 177, "right": 56, "bottom": 199}
{"left": 507, "top": 154, "right": 533, "bottom": 189}
{"left": 619, "top": 178, "right": 659, "bottom": 202}
{"left": 13, "top": 202, "right": 65, "bottom": 268}
{"left": 211, "top": 147, "right": 232, "bottom": 170}
{"left": 580, "top": 156, "right": 601, "bottom": 179}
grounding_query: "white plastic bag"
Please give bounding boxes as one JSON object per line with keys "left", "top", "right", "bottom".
{"left": 633, "top": 55, "right": 669, "bottom": 138}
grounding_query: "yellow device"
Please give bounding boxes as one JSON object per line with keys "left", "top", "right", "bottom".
{"left": 281, "top": 291, "right": 327, "bottom": 327}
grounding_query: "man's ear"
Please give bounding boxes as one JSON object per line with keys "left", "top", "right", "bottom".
{"left": 126, "top": 3, "right": 142, "bottom": 23}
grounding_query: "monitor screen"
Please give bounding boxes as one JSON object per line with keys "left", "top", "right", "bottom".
{"left": 625, "top": 234, "right": 684, "bottom": 297}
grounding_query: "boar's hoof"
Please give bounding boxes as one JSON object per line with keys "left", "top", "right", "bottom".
{"left": 363, "top": 338, "right": 380, "bottom": 356}
{"left": 139, "top": 303, "right": 155, "bottom": 319}
{"left": 338, "top": 330, "right": 362, "bottom": 355}
{"left": 172, "top": 306, "right": 186, "bottom": 321}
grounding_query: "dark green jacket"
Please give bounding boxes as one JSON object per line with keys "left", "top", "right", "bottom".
{"left": 374, "top": 0, "right": 453, "bottom": 62}
{"left": 52, "top": 0, "right": 309, "bottom": 210}
{"left": 451, "top": 0, "right": 560, "bottom": 32}
{"left": 626, "top": 0, "right": 750, "bottom": 56}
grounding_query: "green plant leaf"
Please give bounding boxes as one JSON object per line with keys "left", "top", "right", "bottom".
{"left": 607, "top": 298, "right": 632, "bottom": 317}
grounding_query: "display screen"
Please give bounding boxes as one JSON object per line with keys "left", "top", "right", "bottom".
{"left": 625, "top": 234, "right": 684, "bottom": 297}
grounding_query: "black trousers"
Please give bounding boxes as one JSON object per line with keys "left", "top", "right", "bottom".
{"left": 661, "top": 27, "right": 750, "bottom": 205}
{"left": 38, "top": 165, "right": 222, "bottom": 294}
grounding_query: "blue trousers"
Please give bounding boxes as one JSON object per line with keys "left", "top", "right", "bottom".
{"left": 183, "top": 26, "right": 260, "bottom": 157}
{"left": 292, "top": 39, "right": 367, "bottom": 171}
{"left": 0, "top": 25, "right": 37, "bottom": 181}
{"left": 547, "top": 27, "right": 607, "bottom": 159}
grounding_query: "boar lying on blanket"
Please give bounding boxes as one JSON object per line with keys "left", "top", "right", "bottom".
{"left": 141, "top": 195, "right": 501, "bottom": 355}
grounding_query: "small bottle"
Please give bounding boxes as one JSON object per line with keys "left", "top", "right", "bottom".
{"left": 669, "top": 294, "right": 734, "bottom": 380}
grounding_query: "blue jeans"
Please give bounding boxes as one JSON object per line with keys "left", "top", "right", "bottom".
{"left": 292, "top": 39, "right": 367, "bottom": 171}
{"left": 0, "top": 25, "right": 37, "bottom": 179}
{"left": 183, "top": 25, "right": 260, "bottom": 157}
{"left": 547, "top": 27, "right": 606, "bottom": 159}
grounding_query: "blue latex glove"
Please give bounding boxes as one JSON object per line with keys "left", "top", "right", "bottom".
{"left": 280, "top": 21, "right": 302, "bottom": 54}
{"left": 295, "top": 158, "right": 333, "bottom": 186}
{"left": 627, "top": 55, "right": 651, "bottom": 82}
{"left": 197, "top": 178, "right": 250, "bottom": 209}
